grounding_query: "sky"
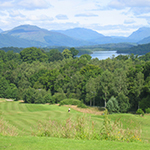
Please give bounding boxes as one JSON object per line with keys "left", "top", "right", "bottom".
{"left": 0, "top": 0, "right": 150, "bottom": 37}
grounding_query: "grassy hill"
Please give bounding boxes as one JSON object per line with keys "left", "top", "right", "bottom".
{"left": 0, "top": 99, "right": 150, "bottom": 149}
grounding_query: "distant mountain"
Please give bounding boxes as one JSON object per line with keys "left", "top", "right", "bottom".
{"left": 53, "top": 28, "right": 104, "bottom": 41}
{"left": 53, "top": 28, "right": 132, "bottom": 44}
{"left": 0, "top": 29, "right": 3, "bottom": 33}
{"left": 0, "top": 33, "right": 46, "bottom": 48}
{"left": 1, "top": 24, "right": 150, "bottom": 48}
{"left": 117, "top": 43, "right": 150, "bottom": 55}
{"left": 2, "top": 25, "right": 92, "bottom": 47}
{"left": 128, "top": 27, "right": 150, "bottom": 42}
{"left": 138, "top": 36, "right": 150, "bottom": 44}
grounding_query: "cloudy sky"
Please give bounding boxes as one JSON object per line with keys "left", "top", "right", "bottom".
{"left": 0, "top": 0, "right": 150, "bottom": 36}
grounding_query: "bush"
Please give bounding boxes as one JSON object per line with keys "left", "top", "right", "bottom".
{"left": 44, "top": 93, "right": 54, "bottom": 104}
{"left": 59, "top": 99, "right": 81, "bottom": 106}
{"left": 77, "top": 102, "right": 88, "bottom": 108}
{"left": 136, "top": 109, "right": 144, "bottom": 116}
{"left": 23, "top": 87, "right": 47, "bottom": 104}
{"left": 100, "top": 109, "right": 142, "bottom": 142}
{"left": 106, "top": 96, "right": 119, "bottom": 113}
{"left": 145, "top": 108, "right": 150, "bottom": 113}
{"left": 140, "top": 96, "right": 150, "bottom": 110}
{"left": 34, "top": 109, "right": 142, "bottom": 142}
{"left": 52, "top": 92, "right": 66, "bottom": 103}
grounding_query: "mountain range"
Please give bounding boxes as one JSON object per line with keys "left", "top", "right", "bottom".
{"left": 0, "top": 25, "right": 150, "bottom": 48}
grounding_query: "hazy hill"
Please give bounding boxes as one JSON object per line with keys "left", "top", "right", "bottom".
{"left": 138, "top": 36, "right": 150, "bottom": 44}
{"left": 1, "top": 24, "right": 150, "bottom": 48}
{"left": 128, "top": 27, "right": 150, "bottom": 42}
{"left": 117, "top": 43, "right": 150, "bottom": 55}
{"left": 0, "top": 33, "right": 46, "bottom": 48}
{"left": 2, "top": 25, "right": 92, "bottom": 47}
{"left": 0, "top": 29, "right": 3, "bottom": 33}
{"left": 53, "top": 28, "right": 131, "bottom": 44}
{"left": 53, "top": 28, "right": 104, "bottom": 41}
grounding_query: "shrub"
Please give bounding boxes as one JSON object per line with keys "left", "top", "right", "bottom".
{"left": 0, "top": 117, "right": 18, "bottom": 136}
{"left": 59, "top": 99, "right": 81, "bottom": 106}
{"left": 106, "top": 96, "right": 119, "bottom": 113}
{"left": 140, "top": 96, "right": 150, "bottom": 110}
{"left": 23, "top": 87, "right": 47, "bottom": 104}
{"left": 136, "top": 109, "right": 144, "bottom": 116}
{"left": 34, "top": 109, "right": 142, "bottom": 142}
{"left": 77, "top": 102, "right": 88, "bottom": 108}
{"left": 52, "top": 92, "right": 66, "bottom": 103}
{"left": 116, "top": 93, "right": 130, "bottom": 113}
{"left": 44, "top": 93, "right": 54, "bottom": 104}
{"left": 33, "top": 114, "right": 100, "bottom": 140}
{"left": 100, "top": 109, "right": 142, "bottom": 142}
{"left": 145, "top": 108, "right": 150, "bottom": 113}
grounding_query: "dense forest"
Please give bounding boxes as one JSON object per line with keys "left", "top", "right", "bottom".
{"left": 117, "top": 43, "right": 150, "bottom": 55}
{"left": 0, "top": 47, "right": 150, "bottom": 113}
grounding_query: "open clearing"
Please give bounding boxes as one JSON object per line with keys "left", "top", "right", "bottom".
{"left": 0, "top": 100, "right": 150, "bottom": 150}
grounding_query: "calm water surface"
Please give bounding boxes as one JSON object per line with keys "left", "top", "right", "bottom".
{"left": 90, "top": 51, "right": 128, "bottom": 60}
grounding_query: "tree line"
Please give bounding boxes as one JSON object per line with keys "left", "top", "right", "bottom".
{"left": 0, "top": 47, "right": 150, "bottom": 113}
{"left": 117, "top": 43, "right": 150, "bottom": 55}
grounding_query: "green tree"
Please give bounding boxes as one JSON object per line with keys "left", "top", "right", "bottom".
{"left": 80, "top": 54, "right": 92, "bottom": 61}
{"left": 23, "top": 87, "right": 36, "bottom": 103}
{"left": 116, "top": 92, "right": 130, "bottom": 113}
{"left": 39, "top": 69, "right": 60, "bottom": 94}
{"left": 100, "top": 70, "right": 113, "bottom": 107}
{"left": 113, "top": 68, "right": 128, "bottom": 96}
{"left": 135, "top": 72, "right": 144, "bottom": 108}
{"left": 106, "top": 96, "right": 119, "bottom": 113}
{"left": 44, "top": 90, "right": 54, "bottom": 103}
{"left": 80, "top": 64, "right": 102, "bottom": 78}
{"left": 143, "top": 61, "right": 150, "bottom": 80}
{"left": 47, "top": 49, "right": 63, "bottom": 62}
{"left": 5, "top": 83, "right": 18, "bottom": 99}
{"left": 85, "top": 77, "right": 97, "bottom": 106}
{"left": 0, "top": 76, "right": 9, "bottom": 98}
{"left": 62, "top": 49, "right": 72, "bottom": 59}
{"left": 69, "top": 47, "right": 79, "bottom": 58}
{"left": 20, "top": 47, "right": 48, "bottom": 63}
{"left": 33, "top": 91, "right": 45, "bottom": 104}
{"left": 140, "top": 95, "right": 150, "bottom": 110}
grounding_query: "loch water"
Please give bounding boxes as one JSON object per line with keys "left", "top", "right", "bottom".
{"left": 90, "top": 51, "right": 128, "bottom": 60}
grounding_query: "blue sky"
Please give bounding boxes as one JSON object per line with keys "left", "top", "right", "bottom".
{"left": 0, "top": 0, "right": 150, "bottom": 36}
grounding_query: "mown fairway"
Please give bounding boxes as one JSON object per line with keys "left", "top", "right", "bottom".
{"left": 0, "top": 100, "right": 150, "bottom": 150}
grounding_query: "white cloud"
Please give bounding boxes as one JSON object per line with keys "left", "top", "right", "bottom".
{"left": 18, "top": 0, "right": 51, "bottom": 10}
{"left": 47, "top": 22, "right": 80, "bottom": 30}
{"left": 0, "top": 1, "right": 13, "bottom": 9}
{"left": 75, "top": 13, "right": 98, "bottom": 17}
{"left": 28, "top": 15, "right": 54, "bottom": 21}
{"left": 56, "top": 14, "right": 68, "bottom": 20}
{"left": 0, "top": 0, "right": 51, "bottom": 10}
{"left": 109, "top": 0, "right": 150, "bottom": 8}
{"left": 9, "top": 10, "right": 25, "bottom": 17}
{"left": 108, "top": 0, "right": 150, "bottom": 15}
{"left": 0, "top": 0, "right": 150, "bottom": 36}
{"left": 124, "top": 19, "right": 136, "bottom": 24}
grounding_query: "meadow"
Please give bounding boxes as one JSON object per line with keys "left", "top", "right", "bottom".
{"left": 0, "top": 99, "right": 150, "bottom": 150}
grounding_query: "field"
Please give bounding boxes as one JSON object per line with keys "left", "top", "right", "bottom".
{"left": 0, "top": 99, "right": 150, "bottom": 150}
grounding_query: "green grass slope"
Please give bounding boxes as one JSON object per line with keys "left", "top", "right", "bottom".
{"left": 1, "top": 136, "right": 150, "bottom": 150}
{"left": 0, "top": 100, "right": 150, "bottom": 150}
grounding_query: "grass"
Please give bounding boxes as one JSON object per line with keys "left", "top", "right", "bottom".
{"left": 0, "top": 100, "right": 150, "bottom": 149}
{"left": 1, "top": 135, "right": 150, "bottom": 150}
{"left": 0, "top": 98, "right": 6, "bottom": 102}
